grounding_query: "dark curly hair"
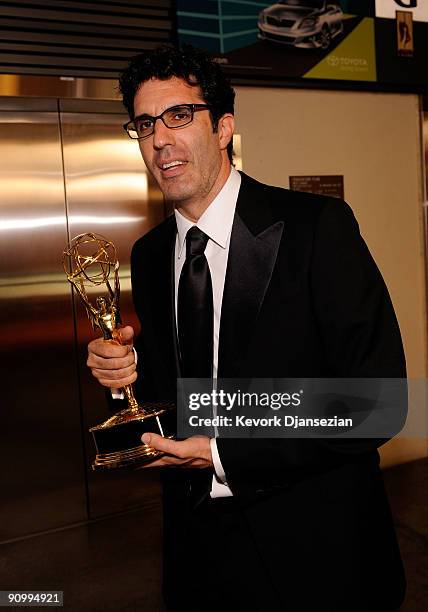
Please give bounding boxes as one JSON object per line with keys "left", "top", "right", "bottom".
{"left": 119, "top": 45, "right": 235, "bottom": 162}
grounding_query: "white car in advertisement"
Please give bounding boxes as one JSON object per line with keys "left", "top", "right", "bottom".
{"left": 258, "top": 0, "right": 344, "bottom": 50}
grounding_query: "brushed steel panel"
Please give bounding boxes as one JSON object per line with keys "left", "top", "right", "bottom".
{"left": 61, "top": 110, "right": 166, "bottom": 518}
{"left": 0, "top": 111, "right": 67, "bottom": 279}
{"left": 0, "top": 97, "right": 57, "bottom": 111}
{"left": 59, "top": 98, "right": 124, "bottom": 113}
{"left": 0, "top": 109, "right": 88, "bottom": 541}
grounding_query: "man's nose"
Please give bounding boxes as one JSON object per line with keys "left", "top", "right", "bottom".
{"left": 152, "top": 117, "right": 175, "bottom": 149}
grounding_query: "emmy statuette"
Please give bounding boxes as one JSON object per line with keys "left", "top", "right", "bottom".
{"left": 63, "top": 233, "right": 175, "bottom": 470}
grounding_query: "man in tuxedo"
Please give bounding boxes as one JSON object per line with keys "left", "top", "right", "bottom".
{"left": 87, "top": 46, "right": 406, "bottom": 611}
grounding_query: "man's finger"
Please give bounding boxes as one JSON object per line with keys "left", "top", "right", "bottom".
{"left": 141, "top": 456, "right": 187, "bottom": 468}
{"left": 142, "top": 433, "right": 185, "bottom": 458}
{"left": 118, "top": 325, "right": 134, "bottom": 344}
{"left": 137, "top": 456, "right": 206, "bottom": 469}
{"left": 88, "top": 339, "right": 131, "bottom": 360}
{"left": 87, "top": 351, "right": 135, "bottom": 370}
{"left": 92, "top": 362, "right": 136, "bottom": 381}
{"left": 98, "top": 372, "right": 137, "bottom": 388}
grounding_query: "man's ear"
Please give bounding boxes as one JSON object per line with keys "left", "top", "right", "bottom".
{"left": 217, "top": 113, "right": 235, "bottom": 152}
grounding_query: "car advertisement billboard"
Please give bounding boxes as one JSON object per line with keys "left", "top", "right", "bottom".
{"left": 177, "top": 1, "right": 377, "bottom": 83}
{"left": 177, "top": 0, "right": 428, "bottom": 89}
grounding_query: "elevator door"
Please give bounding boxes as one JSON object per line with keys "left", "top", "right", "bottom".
{"left": 0, "top": 97, "right": 168, "bottom": 542}
{"left": 0, "top": 98, "right": 87, "bottom": 541}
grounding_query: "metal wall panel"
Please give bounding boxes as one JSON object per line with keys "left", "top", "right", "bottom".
{"left": 0, "top": 100, "right": 88, "bottom": 542}
{"left": 60, "top": 100, "right": 166, "bottom": 518}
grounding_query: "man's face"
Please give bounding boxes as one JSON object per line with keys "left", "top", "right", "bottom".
{"left": 133, "top": 76, "right": 232, "bottom": 206}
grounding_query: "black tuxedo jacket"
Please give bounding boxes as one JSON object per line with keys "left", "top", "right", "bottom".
{"left": 131, "top": 172, "right": 406, "bottom": 611}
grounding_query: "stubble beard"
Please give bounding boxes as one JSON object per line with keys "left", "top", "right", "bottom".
{"left": 163, "top": 166, "right": 219, "bottom": 212}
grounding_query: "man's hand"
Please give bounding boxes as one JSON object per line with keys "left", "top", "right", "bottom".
{"left": 87, "top": 325, "right": 137, "bottom": 389}
{"left": 139, "top": 433, "right": 213, "bottom": 468}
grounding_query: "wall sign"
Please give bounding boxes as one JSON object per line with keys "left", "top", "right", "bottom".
{"left": 396, "top": 11, "right": 414, "bottom": 56}
{"left": 289, "top": 175, "right": 345, "bottom": 199}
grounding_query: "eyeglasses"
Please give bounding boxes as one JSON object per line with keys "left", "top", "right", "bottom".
{"left": 123, "top": 103, "right": 212, "bottom": 140}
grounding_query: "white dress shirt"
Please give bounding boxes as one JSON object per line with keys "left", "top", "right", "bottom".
{"left": 113, "top": 167, "right": 240, "bottom": 497}
{"left": 174, "top": 166, "right": 241, "bottom": 497}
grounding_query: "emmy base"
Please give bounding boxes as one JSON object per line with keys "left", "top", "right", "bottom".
{"left": 90, "top": 402, "right": 176, "bottom": 470}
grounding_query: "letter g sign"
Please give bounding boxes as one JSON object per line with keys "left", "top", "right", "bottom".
{"left": 376, "top": 0, "right": 426, "bottom": 20}
{"left": 394, "top": 0, "right": 417, "bottom": 7}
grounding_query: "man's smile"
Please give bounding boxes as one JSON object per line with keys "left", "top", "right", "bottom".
{"left": 157, "top": 159, "right": 189, "bottom": 177}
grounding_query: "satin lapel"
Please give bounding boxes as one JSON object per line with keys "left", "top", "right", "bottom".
{"left": 147, "top": 217, "right": 181, "bottom": 379}
{"left": 218, "top": 204, "right": 284, "bottom": 378}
